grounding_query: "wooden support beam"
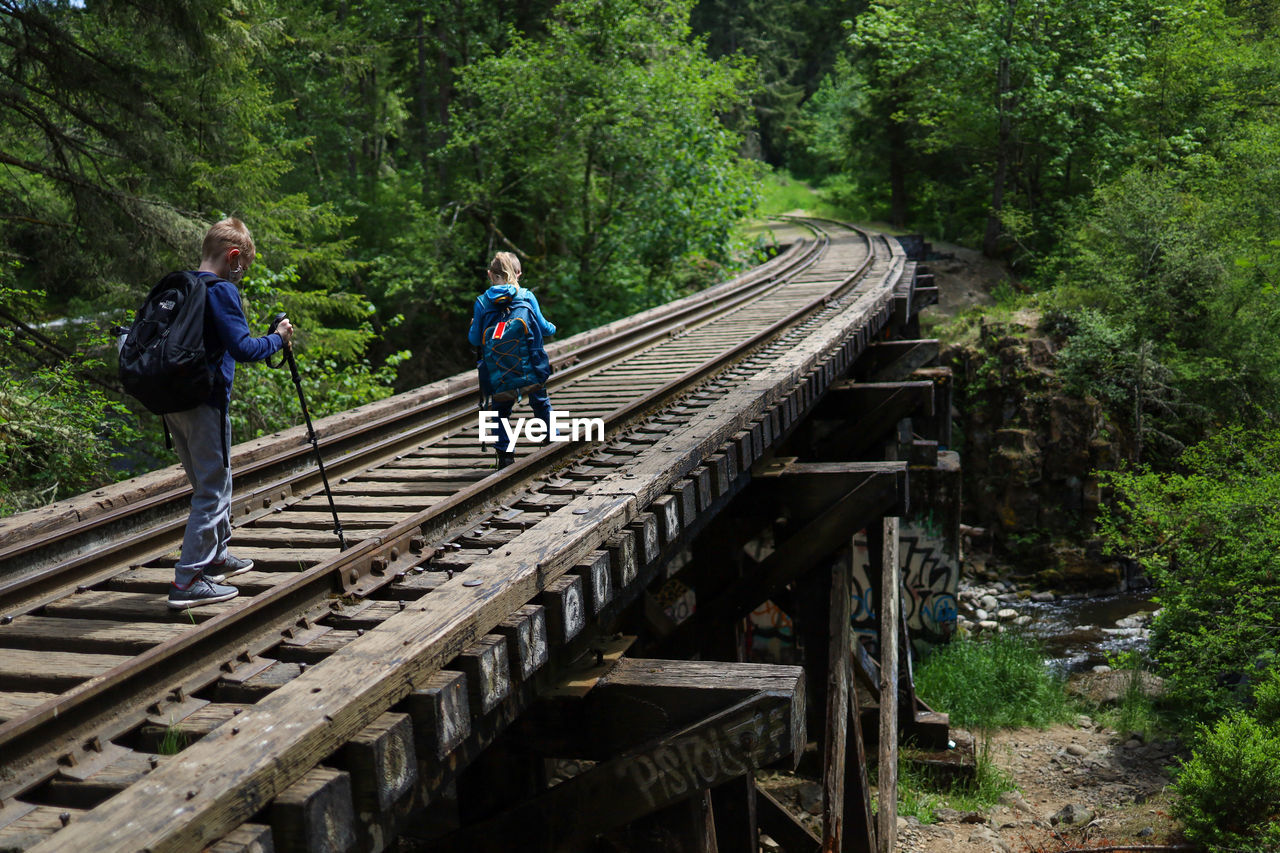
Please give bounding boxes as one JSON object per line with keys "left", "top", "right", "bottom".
{"left": 853, "top": 642, "right": 880, "bottom": 701}
{"left": 269, "top": 767, "right": 357, "bottom": 853}
{"left": 208, "top": 823, "right": 273, "bottom": 853}
{"left": 585, "top": 659, "right": 805, "bottom": 759}
{"left": 906, "top": 439, "right": 938, "bottom": 467}
{"left": 875, "top": 518, "right": 900, "bottom": 853}
{"left": 710, "top": 776, "right": 757, "bottom": 853}
{"left": 541, "top": 574, "right": 586, "bottom": 646}
{"left": 652, "top": 494, "right": 681, "bottom": 547}
{"left": 815, "top": 380, "right": 933, "bottom": 423}
{"left": 855, "top": 340, "right": 939, "bottom": 383}
{"left": 691, "top": 466, "right": 713, "bottom": 512}
{"left": 573, "top": 551, "right": 613, "bottom": 616}
{"left": 606, "top": 530, "right": 638, "bottom": 589}
{"left": 709, "top": 466, "right": 905, "bottom": 622}
{"left": 757, "top": 786, "right": 820, "bottom": 852}
{"left": 673, "top": 479, "right": 698, "bottom": 532}
{"left": 432, "top": 687, "right": 802, "bottom": 853}
{"left": 455, "top": 635, "right": 511, "bottom": 715}
{"left": 706, "top": 452, "right": 732, "bottom": 499}
{"left": 911, "top": 367, "right": 953, "bottom": 447}
{"left": 751, "top": 460, "right": 907, "bottom": 526}
{"left": 630, "top": 512, "right": 660, "bottom": 567}
{"left": 341, "top": 712, "right": 417, "bottom": 817}
{"left": 822, "top": 553, "right": 853, "bottom": 853}
{"left": 405, "top": 671, "right": 470, "bottom": 760}
{"left": 495, "top": 605, "right": 549, "bottom": 682}
{"left": 844, "top": 647, "right": 877, "bottom": 853}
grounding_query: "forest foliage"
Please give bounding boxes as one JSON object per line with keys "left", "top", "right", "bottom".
{"left": 5, "top": 0, "right": 1280, "bottom": 840}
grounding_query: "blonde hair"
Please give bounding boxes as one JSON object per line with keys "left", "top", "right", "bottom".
{"left": 488, "top": 251, "right": 522, "bottom": 284}
{"left": 202, "top": 217, "right": 256, "bottom": 265}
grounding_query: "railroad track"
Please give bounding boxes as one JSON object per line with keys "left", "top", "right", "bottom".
{"left": 0, "top": 218, "right": 912, "bottom": 852}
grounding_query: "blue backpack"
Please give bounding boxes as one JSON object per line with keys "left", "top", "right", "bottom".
{"left": 479, "top": 296, "right": 550, "bottom": 401}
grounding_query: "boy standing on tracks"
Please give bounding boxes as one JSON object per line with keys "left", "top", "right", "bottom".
{"left": 468, "top": 251, "right": 556, "bottom": 469}
{"left": 166, "top": 218, "right": 294, "bottom": 608}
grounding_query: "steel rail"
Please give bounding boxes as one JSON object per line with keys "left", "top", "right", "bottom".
{"left": 0, "top": 219, "right": 876, "bottom": 801}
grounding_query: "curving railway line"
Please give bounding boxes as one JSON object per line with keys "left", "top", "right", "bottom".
{"left": 0, "top": 218, "right": 942, "bottom": 852}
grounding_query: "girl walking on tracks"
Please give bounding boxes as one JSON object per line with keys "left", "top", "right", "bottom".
{"left": 468, "top": 252, "right": 556, "bottom": 469}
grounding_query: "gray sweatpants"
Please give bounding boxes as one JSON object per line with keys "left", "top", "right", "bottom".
{"left": 165, "top": 404, "right": 232, "bottom": 586}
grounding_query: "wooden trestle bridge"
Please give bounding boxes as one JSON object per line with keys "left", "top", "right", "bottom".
{"left": 0, "top": 218, "right": 959, "bottom": 853}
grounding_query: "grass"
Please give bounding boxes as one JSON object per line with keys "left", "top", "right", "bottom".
{"left": 893, "top": 738, "right": 1017, "bottom": 822}
{"left": 737, "top": 169, "right": 861, "bottom": 247}
{"left": 893, "top": 631, "right": 1076, "bottom": 821}
{"left": 1093, "top": 652, "right": 1168, "bottom": 741}
{"left": 914, "top": 631, "right": 1077, "bottom": 730}
{"left": 157, "top": 722, "right": 188, "bottom": 756}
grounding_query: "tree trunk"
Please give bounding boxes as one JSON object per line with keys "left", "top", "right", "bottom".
{"left": 888, "top": 94, "right": 908, "bottom": 229}
{"left": 983, "top": 52, "right": 1012, "bottom": 258}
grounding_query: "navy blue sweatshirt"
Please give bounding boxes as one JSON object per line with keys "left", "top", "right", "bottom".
{"left": 197, "top": 271, "right": 284, "bottom": 409}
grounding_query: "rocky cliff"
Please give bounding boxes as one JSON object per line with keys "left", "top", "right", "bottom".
{"left": 948, "top": 311, "right": 1129, "bottom": 588}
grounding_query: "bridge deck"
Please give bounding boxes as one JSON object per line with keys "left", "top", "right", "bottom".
{"left": 0, "top": 220, "right": 946, "bottom": 853}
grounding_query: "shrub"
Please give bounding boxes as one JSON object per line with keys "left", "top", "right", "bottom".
{"left": 1174, "top": 711, "right": 1280, "bottom": 850}
{"left": 1100, "top": 429, "right": 1280, "bottom": 729}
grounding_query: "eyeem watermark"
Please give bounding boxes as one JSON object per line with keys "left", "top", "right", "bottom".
{"left": 478, "top": 411, "right": 605, "bottom": 450}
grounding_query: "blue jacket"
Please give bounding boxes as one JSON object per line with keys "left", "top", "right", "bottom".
{"left": 197, "top": 271, "right": 285, "bottom": 409}
{"left": 467, "top": 284, "right": 556, "bottom": 347}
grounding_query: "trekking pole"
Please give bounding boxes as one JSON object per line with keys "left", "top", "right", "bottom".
{"left": 270, "top": 313, "right": 348, "bottom": 551}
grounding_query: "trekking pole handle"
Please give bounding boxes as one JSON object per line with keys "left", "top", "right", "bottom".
{"left": 267, "top": 312, "right": 296, "bottom": 373}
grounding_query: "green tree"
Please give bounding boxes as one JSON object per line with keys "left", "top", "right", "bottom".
{"left": 843, "top": 0, "right": 1155, "bottom": 256}
{"left": 0, "top": 0, "right": 296, "bottom": 294}
{"left": 0, "top": 278, "right": 135, "bottom": 515}
{"left": 448, "top": 0, "right": 760, "bottom": 330}
{"left": 691, "top": 0, "right": 850, "bottom": 169}
{"left": 1100, "top": 428, "right": 1280, "bottom": 728}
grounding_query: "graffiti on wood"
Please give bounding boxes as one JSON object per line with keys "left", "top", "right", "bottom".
{"left": 622, "top": 703, "right": 791, "bottom": 808}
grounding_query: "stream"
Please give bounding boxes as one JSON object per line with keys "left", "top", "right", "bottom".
{"left": 1022, "top": 591, "right": 1157, "bottom": 675}
{"left": 959, "top": 582, "right": 1158, "bottom": 676}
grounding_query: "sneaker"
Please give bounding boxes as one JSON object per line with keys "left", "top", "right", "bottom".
{"left": 496, "top": 449, "right": 516, "bottom": 470}
{"left": 168, "top": 574, "right": 239, "bottom": 609}
{"left": 205, "top": 554, "right": 255, "bottom": 583}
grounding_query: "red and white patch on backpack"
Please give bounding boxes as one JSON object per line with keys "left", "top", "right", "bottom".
{"left": 492, "top": 320, "right": 507, "bottom": 340}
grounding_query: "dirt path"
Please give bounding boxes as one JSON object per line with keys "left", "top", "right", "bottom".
{"left": 896, "top": 721, "right": 1182, "bottom": 852}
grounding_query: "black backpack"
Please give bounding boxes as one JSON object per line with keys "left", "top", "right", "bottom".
{"left": 118, "top": 271, "right": 222, "bottom": 415}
